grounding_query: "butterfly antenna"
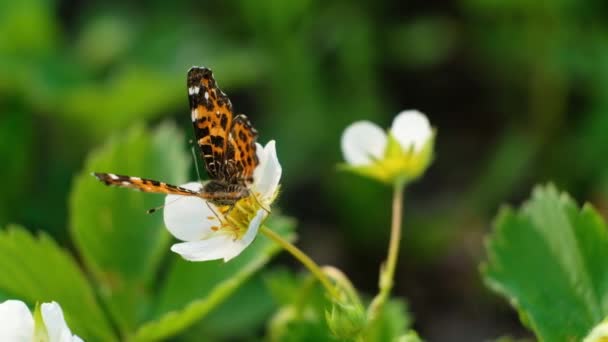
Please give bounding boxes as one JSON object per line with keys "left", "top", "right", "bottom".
{"left": 190, "top": 141, "right": 202, "bottom": 181}
{"left": 146, "top": 204, "right": 165, "bottom": 214}
{"left": 146, "top": 196, "right": 186, "bottom": 214}
{"left": 205, "top": 201, "right": 226, "bottom": 225}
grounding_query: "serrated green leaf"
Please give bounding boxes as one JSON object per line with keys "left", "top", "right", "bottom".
{"left": 69, "top": 123, "right": 190, "bottom": 333}
{"left": 482, "top": 184, "right": 608, "bottom": 341}
{"left": 132, "top": 215, "right": 296, "bottom": 341}
{"left": 0, "top": 225, "right": 116, "bottom": 341}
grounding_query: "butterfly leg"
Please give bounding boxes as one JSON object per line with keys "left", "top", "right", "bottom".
{"left": 251, "top": 192, "right": 271, "bottom": 214}
{"left": 205, "top": 201, "right": 227, "bottom": 226}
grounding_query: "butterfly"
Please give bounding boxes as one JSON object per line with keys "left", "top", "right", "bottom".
{"left": 93, "top": 66, "right": 259, "bottom": 209}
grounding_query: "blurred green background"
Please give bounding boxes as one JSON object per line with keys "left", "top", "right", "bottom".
{"left": 2, "top": 0, "right": 608, "bottom": 340}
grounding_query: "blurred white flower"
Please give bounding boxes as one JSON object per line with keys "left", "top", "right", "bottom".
{"left": 164, "top": 140, "right": 281, "bottom": 262}
{"left": 584, "top": 319, "right": 608, "bottom": 342}
{"left": 389, "top": 110, "right": 432, "bottom": 154}
{"left": 340, "top": 110, "right": 434, "bottom": 184}
{"left": 0, "top": 300, "right": 83, "bottom": 342}
{"left": 341, "top": 121, "right": 387, "bottom": 166}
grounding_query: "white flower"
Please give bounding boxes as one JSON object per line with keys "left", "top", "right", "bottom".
{"left": 389, "top": 110, "right": 432, "bottom": 153}
{"left": 164, "top": 140, "right": 281, "bottom": 262}
{"left": 340, "top": 121, "right": 387, "bottom": 166}
{"left": 340, "top": 110, "right": 434, "bottom": 184}
{"left": 584, "top": 319, "right": 608, "bottom": 342}
{"left": 0, "top": 300, "right": 83, "bottom": 342}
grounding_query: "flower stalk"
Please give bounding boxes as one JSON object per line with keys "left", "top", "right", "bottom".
{"left": 260, "top": 225, "right": 341, "bottom": 301}
{"left": 367, "top": 182, "right": 404, "bottom": 321}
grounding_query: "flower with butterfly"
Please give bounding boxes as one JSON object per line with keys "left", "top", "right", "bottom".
{"left": 164, "top": 139, "right": 281, "bottom": 262}
{"left": 93, "top": 66, "right": 338, "bottom": 304}
{"left": 94, "top": 67, "right": 280, "bottom": 262}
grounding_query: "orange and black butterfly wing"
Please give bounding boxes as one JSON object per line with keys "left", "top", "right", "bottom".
{"left": 227, "top": 114, "right": 259, "bottom": 184}
{"left": 187, "top": 66, "right": 233, "bottom": 181}
{"left": 92, "top": 173, "right": 198, "bottom": 196}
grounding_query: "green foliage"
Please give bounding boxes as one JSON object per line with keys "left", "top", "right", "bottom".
{"left": 399, "top": 330, "right": 424, "bottom": 342}
{"left": 388, "top": 16, "right": 457, "bottom": 69}
{"left": 134, "top": 216, "right": 295, "bottom": 341}
{"left": 178, "top": 274, "right": 277, "bottom": 340}
{"left": 325, "top": 301, "right": 366, "bottom": 339}
{"left": 0, "top": 124, "right": 295, "bottom": 341}
{"left": 364, "top": 299, "right": 412, "bottom": 342}
{"left": 70, "top": 123, "right": 189, "bottom": 332}
{"left": 0, "top": 0, "right": 58, "bottom": 56}
{"left": 264, "top": 269, "right": 412, "bottom": 341}
{"left": 4, "top": 0, "right": 608, "bottom": 339}
{"left": 482, "top": 185, "right": 608, "bottom": 341}
{"left": 0, "top": 111, "right": 33, "bottom": 226}
{"left": 0, "top": 225, "right": 115, "bottom": 341}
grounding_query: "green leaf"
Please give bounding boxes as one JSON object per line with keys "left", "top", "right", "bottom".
{"left": 482, "top": 184, "right": 608, "bottom": 341}
{"left": 69, "top": 123, "right": 190, "bottom": 333}
{"left": 264, "top": 267, "right": 307, "bottom": 306}
{"left": 132, "top": 215, "right": 296, "bottom": 341}
{"left": 0, "top": 110, "right": 33, "bottom": 226}
{"left": 178, "top": 274, "right": 277, "bottom": 340}
{"left": 0, "top": 0, "right": 59, "bottom": 56}
{"left": 266, "top": 269, "right": 336, "bottom": 341}
{"left": 0, "top": 225, "right": 116, "bottom": 341}
{"left": 364, "top": 299, "right": 412, "bottom": 341}
{"left": 62, "top": 67, "right": 183, "bottom": 139}
{"left": 399, "top": 330, "right": 424, "bottom": 342}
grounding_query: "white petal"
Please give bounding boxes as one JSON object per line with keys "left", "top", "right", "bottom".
{"left": 171, "top": 235, "right": 242, "bottom": 262}
{"left": 163, "top": 182, "right": 219, "bottom": 242}
{"left": 171, "top": 209, "right": 265, "bottom": 262}
{"left": 0, "top": 300, "right": 34, "bottom": 342}
{"left": 390, "top": 110, "right": 432, "bottom": 153}
{"left": 41, "top": 302, "right": 81, "bottom": 342}
{"left": 230, "top": 209, "right": 265, "bottom": 261}
{"left": 253, "top": 140, "right": 282, "bottom": 201}
{"left": 341, "top": 121, "right": 387, "bottom": 166}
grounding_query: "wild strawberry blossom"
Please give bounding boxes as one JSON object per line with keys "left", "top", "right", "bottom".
{"left": 0, "top": 300, "right": 82, "bottom": 342}
{"left": 341, "top": 110, "right": 434, "bottom": 184}
{"left": 163, "top": 140, "right": 281, "bottom": 262}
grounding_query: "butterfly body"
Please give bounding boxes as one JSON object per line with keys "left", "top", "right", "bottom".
{"left": 200, "top": 180, "right": 250, "bottom": 206}
{"left": 93, "top": 66, "right": 259, "bottom": 208}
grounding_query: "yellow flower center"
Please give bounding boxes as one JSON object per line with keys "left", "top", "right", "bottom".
{"left": 219, "top": 192, "right": 267, "bottom": 240}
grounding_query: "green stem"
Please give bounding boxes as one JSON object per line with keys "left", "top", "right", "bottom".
{"left": 322, "top": 266, "right": 363, "bottom": 308}
{"left": 367, "top": 182, "right": 404, "bottom": 320}
{"left": 260, "top": 225, "right": 341, "bottom": 301}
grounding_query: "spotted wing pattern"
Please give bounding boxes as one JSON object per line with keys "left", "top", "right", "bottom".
{"left": 93, "top": 173, "right": 197, "bottom": 196}
{"left": 227, "top": 114, "right": 259, "bottom": 184}
{"left": 187, "top": 67, "right": 234, "bottom": 181}
{"left": 93, "top": 67, "right": 259, "bottom": 207}
{"left": 187, "top": 67, "right": 259, "bottom": 184}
